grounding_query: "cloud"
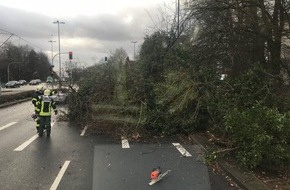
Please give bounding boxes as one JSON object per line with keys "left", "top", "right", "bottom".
{"left": 68, "top": 15, "right": 132, "bottom": 41}
{"left": 0, "top": 6, "right": 54, "bottom": 39}
{"left": 0, "top": 2, "right": 174, "bottom": 65}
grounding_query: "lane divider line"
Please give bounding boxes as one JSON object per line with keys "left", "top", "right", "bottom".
{"left": 14, "top": 122, "right": 55, "bottom": 152}
{"left": 50, "top": 160, "right": 71, "bottom": 190}
{"left": 121, "top": 137, "right": 130, "bottom": 148}
{"left": 172, "top": 142, "right": 192, "bottom": 157}
{"left": 14, "top": 134, "right": 38, "bottom": 151}
{"left": 80, "top": 126, "right": 88, "bottom": 136}
{"left": 0, "top": 122, "right": 17, "bottom": 131}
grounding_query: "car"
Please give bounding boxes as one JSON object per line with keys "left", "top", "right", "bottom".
{"left": 5, "top": 81, "right": 20, "bottom": 88}
{"left": 18, "top": 80, "right": 27, "bottom": 85}
{"left": 29, "top": 79, "right": 41, "bottom": 85}
{"left": 35, "top": 79, "right": 41, "bottom": 83}
{"left": 50, "top": 88, "right": 69, "bottom": 104}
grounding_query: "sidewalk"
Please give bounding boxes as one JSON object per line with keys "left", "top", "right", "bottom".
{"left": 189, "top": 134, "right": 271, "bottom": 190}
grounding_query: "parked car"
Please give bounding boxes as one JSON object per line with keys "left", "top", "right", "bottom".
{"left": 18, "top": 80, "right": 27, "bottom": 85}
{"left": 29, "top": 79, "right": 41, "bottom": 85}
{"left": 5, "top": 81, "right": 20, "bottom": 88}
{"left": 35, "top": 79, "right": 41, "bottom": 83}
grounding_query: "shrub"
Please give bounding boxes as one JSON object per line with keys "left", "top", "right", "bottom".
{"left": 225, "top": 103, "right": 290, "bottom": 170}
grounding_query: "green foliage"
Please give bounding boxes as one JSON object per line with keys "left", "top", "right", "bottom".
{"left": 124, "top": 60, "right": 146, "bottom": 104}
{"left": 225, "top": 103, "right": 290, "bottom": 170}
{"left": 108, "top": 48, "right": 128, "bottom": 105}
{"left": 152, "top": 71, "right": 198, "bottom": 133}
{"left": 65, "top": 0, "right": 290, "bottom": 174}
{"left": 67, "top": 63, "right": 115, "bottom": 123}
{"left": 207, "top": 66, "right": 282, "bottom": 130}
{"left": 142, "top": 67, "right": 213, "bottom": 134}
{"left": 204, "top": 150, "right": 219, "bottom": 165}
{"left": 138, "top": 31, "right": 168, "bottom": 110}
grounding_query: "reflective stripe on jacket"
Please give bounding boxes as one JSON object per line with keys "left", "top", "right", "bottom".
{"left": 38, "top": 95, "right": 56, "bottom": 116}
{"left": 32, "top": 91, "right": 42, "bottom": 111}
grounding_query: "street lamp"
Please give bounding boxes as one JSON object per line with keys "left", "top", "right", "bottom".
{"left": 48, "top": 36, "right": 56, "bottom": 65}
{"left": 53, "top": 20, "right": 65, "bottom": 81}
{"left": 131, "top": 41, "right": 137, "bottom": 60}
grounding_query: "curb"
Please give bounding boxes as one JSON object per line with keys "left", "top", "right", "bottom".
{"left": 0, "top": 98, "right": 31, "bottom": 109}
{"left": 189, "top": 134, "right": 271, "bottom": 190}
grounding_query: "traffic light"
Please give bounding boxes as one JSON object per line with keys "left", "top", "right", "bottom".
{"left": 105, "top": 56, "right": 107, "bottom": 62}
{"left": 69, "top": 51, "right": 73, "bottom": 60}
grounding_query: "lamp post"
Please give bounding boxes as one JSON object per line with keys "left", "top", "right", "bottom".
{"left": 48, "top": 37, "right": 56, "bottom": 65}
{"left": 53, "top": 20, "right": 65, "bottom": 82}
{"left": 131, "top": 41, "right": 137, "bottom": 60}
{"left": 52, "top": 52, "right": 68, "bottom": 66}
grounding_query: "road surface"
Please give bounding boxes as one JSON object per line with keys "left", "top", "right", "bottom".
{"left": 0, "top": 101, "right": 239, "bottom": 190}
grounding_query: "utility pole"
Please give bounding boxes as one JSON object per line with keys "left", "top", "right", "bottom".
{"left": 53, "top": 20, "right": 65, "bottom": 82}
{"left": 131, "top": 41, "right": 137, "bottom": 60}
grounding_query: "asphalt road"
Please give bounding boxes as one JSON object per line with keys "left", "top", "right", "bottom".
{"left": 0, "top": 101, "right": 240, "bottom": 190}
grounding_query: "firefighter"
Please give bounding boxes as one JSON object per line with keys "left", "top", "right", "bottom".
{"left": 32, "top": 85, "right": 44, "bottom": 133}
{"left": 36, "top": 89, "right": 58, "bottom": 137}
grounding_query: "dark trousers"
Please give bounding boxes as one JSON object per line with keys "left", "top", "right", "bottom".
{"left": 39, "top": 116, "right": 51, "bottom": 137}
{"left": 36, "top": 118, "right": 40, "bottom": 129}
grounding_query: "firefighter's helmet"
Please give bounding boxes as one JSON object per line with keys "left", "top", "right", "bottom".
{"left": 36, "top": 85, "right": 43, "bottom": 92}
{"left": 44, "top": 89, "right": 51, "bottom": 96}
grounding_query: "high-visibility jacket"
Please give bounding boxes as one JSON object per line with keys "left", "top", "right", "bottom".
{"left": 36, "top": 95, "right": 57, "bottom": 116}
{"left": 32, "top": 91, "right": 43, "bottom": 111}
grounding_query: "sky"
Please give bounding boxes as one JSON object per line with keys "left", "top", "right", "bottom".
{"left": 0, "top": 0, "right": 176, "bottom": 70}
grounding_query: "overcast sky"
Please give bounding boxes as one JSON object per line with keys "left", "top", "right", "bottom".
{"left": 0, "top": 0, "right": 176, "bottom": 70}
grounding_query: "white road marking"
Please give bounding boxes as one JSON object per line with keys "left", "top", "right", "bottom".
{"left": 121, "top": 137, "right": 130, "bottom": 148}
{"left": 172, "top": 142, "right": 192, "bottom": 157}
{"left": 50, "top": 160, "right": 71, "bottom": 190}
{"left": 80, "top": 126, "right": 88, "bottom": 136}
{"left": 14, "top": 134, "right": 39, "bottom": 151}
{"left": 0, "top": 122, "right": 17, "bottom": 131}
{"left": 14, "top": 122, "right": 55, "bottom": 152}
